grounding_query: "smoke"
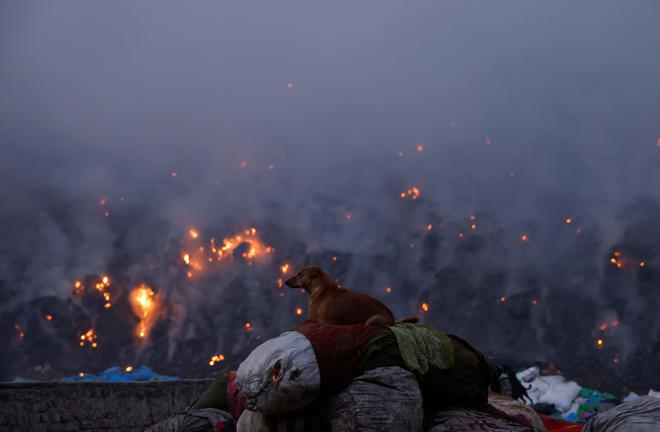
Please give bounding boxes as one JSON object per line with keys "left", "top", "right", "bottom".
{"left": 1, "top": 1, "right": 659, "bottom": 389}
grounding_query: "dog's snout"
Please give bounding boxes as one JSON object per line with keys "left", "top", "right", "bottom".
{"left": 285, "top": 276, "right": 300, "bottom": 288}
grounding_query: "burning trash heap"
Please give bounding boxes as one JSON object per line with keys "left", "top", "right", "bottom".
{"left": 2, "top": 165, "right": 660, "bottom": 430}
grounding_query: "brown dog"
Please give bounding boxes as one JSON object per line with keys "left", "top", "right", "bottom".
{"left": 286, "top": 265, "right": 411, "bottom": 326}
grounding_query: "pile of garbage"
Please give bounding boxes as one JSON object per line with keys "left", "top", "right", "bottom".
{"left": 146, "top": 321, "right": 659, "bottom": 432}
{"left": 513, "top": 366, "right": 659, "bottom": 426}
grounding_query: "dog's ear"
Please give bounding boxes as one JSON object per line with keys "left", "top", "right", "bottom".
{"left": 308, "top": 267, "right": 321, "bottom": 278}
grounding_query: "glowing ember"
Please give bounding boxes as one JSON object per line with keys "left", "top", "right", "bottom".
{"left": 500, "top": 296, "right": 507, "bottom": 302}
{"left": 385, "top": 287, "right": 392, "bottom": 294}
{"left": 209, "top": 354, "right": 225, "bottom": 366}
{"left": 45, "top": 314, "right": 53, "bottom": 321}
{"left": 78, "top": 372, "right": 85, "bottom": 377}
{"left": 421, "top": 302, "right": 429, "bottom": 312}
{"left": 610, "top": 251, "right": 624, "bottom": 268}
{"left": 426, "top": 224, "right": 433, "bottom": 231}
{"left": 287, "top": 82, "right": 294, "bottom": 89}
{"left": 171, "top": 171, "right": 178, "bottom": 177}
{"left": 470, "top": 224, "right": 477, "bottom": 231}
{"left": 125, "top": 366, "right": 134, "bottom": 372}
{"left": 244, "top": 322, "right": 252, "bottom": 332}
{"left": 14, "top": 323, "right": 25, "bottom": 339}
{"left": 129, "top": 284, "right": 159, "bottom": 339}
{"left": 280, "top": 263, "right": 290, "bottom": 274}
{"left": 520, "top": 234, "right": 530, "bottom": 242}
{"left": 531, "top": 299, "right": 539, "bottom": 305}
{"left": 295, "top": 307, "right": 303, "bottom": 316}
{"left": 458, "top": 232, "right": 464, "bottom": 238}
{"left": 99, "top": 197, "right": 107, "bottom": 206}
{"left": 613, "top": 357, "right": 620, "bottom": 364}
{"left": 73, "top": 280, "right": 83, "bottom": 294}
{"left": 397, "top": 151, "right": 404, "bottom": 157}
{"left": 79, "top": 329, "right": 98, "bottom": 348}
{"left": 189, "top": 229, "right": 199, "bottom": 239}
{"left": 596, "top": 338, "right": 604, "bottom": 349}
{"left": 277, "top": 278, "right": 283, "bottom": 288}
{"left": 332, "top": 256, "right": 338, "bottom": 262}
{"left": 639, "top": 261, "right": 646, "bottom": 267}
{"left": 183, "top": 253, "right": 191, "bottom": 265}
{"left": 345, "top": 212, "right": 352, "bottom": 220}
{"left": 565, "top": 217, "right": 573, "bottom": 224}
{"left": 416, "top": 143, "right": 425, "bottom": 152}
{"left": 468, "top": 215, "right": 476, "bottom": 221}
{"left": 400, "top": 186, "right": 421, "bottom": 200}
{"left": 599, "top": 323, "right": 608, "bottom": 331}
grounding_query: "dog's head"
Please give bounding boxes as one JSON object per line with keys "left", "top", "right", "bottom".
{"left": 285, "top": 265, "right": 329, "bottom": 292}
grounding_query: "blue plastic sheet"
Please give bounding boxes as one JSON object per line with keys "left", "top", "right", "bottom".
{"left": 60, "top": 366, "right": 179, "bottom": 382}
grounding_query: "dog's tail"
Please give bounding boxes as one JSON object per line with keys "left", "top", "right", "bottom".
{"left": 395, "top": 316, "right": 421, "bottom": 324}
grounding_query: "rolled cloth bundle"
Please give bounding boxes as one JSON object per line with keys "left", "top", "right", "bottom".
{"left": 195, "top": 321, "right": 500, "bottom": 416}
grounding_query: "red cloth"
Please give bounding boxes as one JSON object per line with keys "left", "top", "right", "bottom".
{"left": 537, "top": 413, "right": 585, "bottom": 431}
{"left": 297, "top": 320, "right": 387, "bottom": 393}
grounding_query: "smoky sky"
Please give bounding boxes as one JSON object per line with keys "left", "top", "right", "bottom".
{"left": 1, "top": 1, "right": 660, "bottom": 384}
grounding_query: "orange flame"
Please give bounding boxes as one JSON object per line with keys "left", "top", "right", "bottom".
{"left": 130, "top": 284, "right": 159, "bottom": 339}
{"left": 421, "top": 302, "right": 430, "bottom": 312}
{"left": 400, "top": 186, "right": 421, "bottom": 200}
{"left": 14, "top": 323, "right": 25, "bottom": 339}
{"left": 79, "top": 328, "right": 98, "bottom": 348}
{"left": 209, "top": 354, "right": 225, "bottom": 366}
{"left": 295, "top": 307, "right": 303, "bottom": 316}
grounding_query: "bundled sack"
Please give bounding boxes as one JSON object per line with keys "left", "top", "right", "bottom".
{"left": 236, "top": 405, "right": 325, "bottom": 432}
{"left": 326, "top": 366, "right": 423, "bottom": 432}
{"left": 146, "top": 408, "right": 235, "bottom": 432}
{"left": 426, "top": 393, "right": 547, "bottom": 432}
{"left": 582, "top": 396, "right": 660, "bottom": 432}
{"left": 236, "top": 330, "right": 322, "bottom": 414}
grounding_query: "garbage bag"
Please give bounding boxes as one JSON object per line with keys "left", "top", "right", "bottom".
{"left": 236, "top": 405, "right": 325, "bottom": 432}
{"left": 426, "top": 393, "right": 545, "bottom": 432}
{"left": 583, "top": 396, "right": 660, "bottom": 432}
{"left": 146, "top": 408, "right": 235, "bottom": 432}
{"left": 326, "top": 366, "right": 423, "bottom": 432}
{"left": 236, "top": 331, "right": 321, "bottom": 415}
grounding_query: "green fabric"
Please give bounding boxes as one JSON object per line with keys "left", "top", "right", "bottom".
{"left": 359, "top": 331, "right": 406, "bottom": 372}
{"left": 190, "top": 373, "right": 229, "bottom": 411}
{"left": 389, "top": 323, "right": 455, "bottom": 375}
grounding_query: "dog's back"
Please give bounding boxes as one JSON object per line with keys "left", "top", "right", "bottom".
{"left": 313, "top": 287, "right": 395, "bottom": 325}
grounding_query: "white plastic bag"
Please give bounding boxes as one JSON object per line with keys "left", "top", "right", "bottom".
{"left": 236, "top": 331, "right": 321, "bottom": 415}
{"left": 538, "top": 380, "right": 582, "bottom": 412}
